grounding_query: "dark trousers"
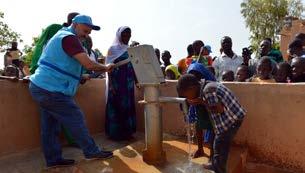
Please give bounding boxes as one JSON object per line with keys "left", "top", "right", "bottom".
{"left": 212, "top": 121, "right": 242, "bottom": 173}
{"left": 29, "top": 82, "right": 101, "bottom": 166}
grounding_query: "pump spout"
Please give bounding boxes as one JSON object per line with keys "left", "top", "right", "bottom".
{"left": 159, "top": 97, "right": 188, "bottom": 115}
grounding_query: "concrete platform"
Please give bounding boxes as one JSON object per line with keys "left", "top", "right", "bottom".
{"left": 1, "top": 132, "right": 292, "bottom": 173}
{"left": 0, "top": 133, "right": 214, "bottom": 173}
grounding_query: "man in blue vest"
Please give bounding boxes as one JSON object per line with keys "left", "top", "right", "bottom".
{"left": 29, "top": 14, "right": 115, "bottom": 169}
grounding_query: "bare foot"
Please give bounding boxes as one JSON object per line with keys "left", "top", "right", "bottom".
{"left": 193, "top": 149, "right": 208, "bottom": 158}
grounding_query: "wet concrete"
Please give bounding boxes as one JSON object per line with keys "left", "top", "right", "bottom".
{"left": 0, "top": 133, "right": 214, "bottom": 173}
{"left": 0, "top": 133, "right": 290, "bottom": 173}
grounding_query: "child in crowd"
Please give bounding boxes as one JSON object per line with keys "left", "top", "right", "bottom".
{"left": 291, "top": 57, "right": 305, "bottom": 82}
{"left": 3, "top": 65, "right": 19, "bottom": 78}
{"left": 236, "top": 65, "right": 250, "bottom": 82}
{"left": 177, "top": 74, "right": 245, "bottom": 173}
{"left": 0, "top": 65, "right": 19, "bottom": 82}
{"left": 188, "top": 63, "right": 216, "bottom": 82}
{"left": 221, "top": 70, "right": 234, "bottom": 82}
{"left": 4, "top": 41, "right": 23, "bottom": 67}
{"left": 275, "top": 62, "right": 292, "bottom": 83}
{"left": 249, "top": 57, "right": 275, "bottom": 83}
{"left": 165, "top": 64, "right": 180, "bottom": 80}
{"left": 197, "top": 45, "right": 213, "bottom": 66}
{"left": 187, "top": 63, "right": 216, "bottom": 159}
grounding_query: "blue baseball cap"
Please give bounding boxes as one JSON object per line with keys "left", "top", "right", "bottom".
{"left": 72, "top": 14, "right": 100, "bottom": 31}
{"left": 204, "top": 45, "right": 212, "bottom": 53}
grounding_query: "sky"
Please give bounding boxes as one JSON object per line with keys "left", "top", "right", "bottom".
{"left": 0, "top": 0, "right": 252, "bottom": 69}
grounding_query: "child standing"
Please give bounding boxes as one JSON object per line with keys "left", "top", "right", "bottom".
{"left": 177, "top": 74, "right": 245, "bottom": 173}
{"left": 275, "top": 62, "right": 292, "bottom": 83}
{"left": 236, "top": 65, "right": 250, "bottom": 82}
{"left": 187, "top": 63, "right": 216, "bottom": 159}
{"left": 249, "top": 57, "right": 275, "bottom": 83}
{"left": 4, "top": 41, "right": 23, "bottom": 67}
{"left": 291, "top": 57, "right": 305, "bottom": 82}
{"left": 221, "top": 70, "right": 234, "bottom": 82}
{"left": 197, "top": 45, "right": 213, "bottom": 66}
{"left": 165, "top": 64, "right": 181, "bottom": 80}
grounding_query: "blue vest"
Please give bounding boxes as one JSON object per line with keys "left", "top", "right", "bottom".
{"left": 30, "top": 27, "right": 83, "bottom": 96}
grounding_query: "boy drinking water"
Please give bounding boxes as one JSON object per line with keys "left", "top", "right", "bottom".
{"left": 177, "top": 74, "right": 245, "bottom": 173}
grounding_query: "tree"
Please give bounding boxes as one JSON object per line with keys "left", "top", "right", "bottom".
{"left": 0, "top": 11, "right": 22, "bottom": 51}
{"left": 23, "top": 36, "right": 39, "bottom": 65}
{"left": 288, "top": 0, "right": 304, "bottom": 17}
{"left": 240, "top": 0, "right": 303, "bottom": 52}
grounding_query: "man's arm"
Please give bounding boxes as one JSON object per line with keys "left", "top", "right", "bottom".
{"left": 73, "top": 52, "right": 114, "bottom": 72}
{"left": 61, "top": 35, "right": 114, "bottom": 72}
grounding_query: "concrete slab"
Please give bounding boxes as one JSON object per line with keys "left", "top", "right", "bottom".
{"left": 0, "top": 132, "right": 250, "bottom": 173}
{"left": 0, "top": 133, "right": 214, "bottom": 173}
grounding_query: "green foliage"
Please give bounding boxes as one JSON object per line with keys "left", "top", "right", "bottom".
{"left": 23, "top": 36, "right": 39, "bottom": 65}
{"left": 287, "top": 0, "right": 304, "bottom": 17}
{"left": 0, "top": 11, "right": 22, "bottom": 51}
{"left": 240, "top": 0, "right": 303, "bottom": 52}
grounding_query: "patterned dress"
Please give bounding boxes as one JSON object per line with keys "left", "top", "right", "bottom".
{"left": 105, "top": 51, "right": 136, "bottom": 140}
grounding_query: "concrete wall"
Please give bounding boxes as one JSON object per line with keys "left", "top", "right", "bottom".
{"left": 0, "top": 79, "right": 304, "bottom": 171}
{"left": 0, "top": 79, "right": 185, "bottom": 156}
{"left": 226, "top": 82, "right": 305, "bottom": 172}
{"left": 0, "top": 79, "right": 144, "bottom": 156}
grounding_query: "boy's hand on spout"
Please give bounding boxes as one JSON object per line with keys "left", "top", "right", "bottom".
{"left": 187, "top": 97, "right": 206, "bottom": 106}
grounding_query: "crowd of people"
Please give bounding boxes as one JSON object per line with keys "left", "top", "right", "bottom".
{"left": 3, "top": 17, "right": 305, "bottom": 85}
{"left": 153, "top": 32, "right": 305, "bottom": 173}
{"left": 160, "top": 34, "right": 305, "bottom": 84}
{"left": 1, "top": 10, "right": 305, "bottom": 173}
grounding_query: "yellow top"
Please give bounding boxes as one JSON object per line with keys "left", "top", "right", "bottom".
{"left": 250, "top": 77, "right": 276, "bottom": 83}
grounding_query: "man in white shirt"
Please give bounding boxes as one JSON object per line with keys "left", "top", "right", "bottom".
{"left": 212, "top": 36, "right": 243, "bottom": 80}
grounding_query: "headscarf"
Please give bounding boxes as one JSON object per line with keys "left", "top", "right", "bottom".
{"left": 185, "top": 63, "right": 216, "bottom": 126}
{"left": 165, "top": 64, "right": 181, "bottom": 79}
{"left": 187, "top": 62, "right": 216, "bottom": 81}
{"left": 106, "top": 26, "right": 131, "bottom": 63}
{"left": 30, "top": 24, "right": 63, "bottom": 74}
{"left": 105, "top": 26, "right": 130, "bottom": 101}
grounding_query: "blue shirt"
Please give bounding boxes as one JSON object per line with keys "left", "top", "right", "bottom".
{"left": 30, "top": 27, "right": 83, "bottom": 96}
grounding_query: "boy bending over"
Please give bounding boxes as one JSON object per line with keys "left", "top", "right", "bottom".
{"left": 177, "top": 74, "right": 245, "bottom": 173}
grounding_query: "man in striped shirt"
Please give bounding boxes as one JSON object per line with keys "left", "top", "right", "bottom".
{"left": 177, "top": 74, "right": 245, "bottom": 173}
